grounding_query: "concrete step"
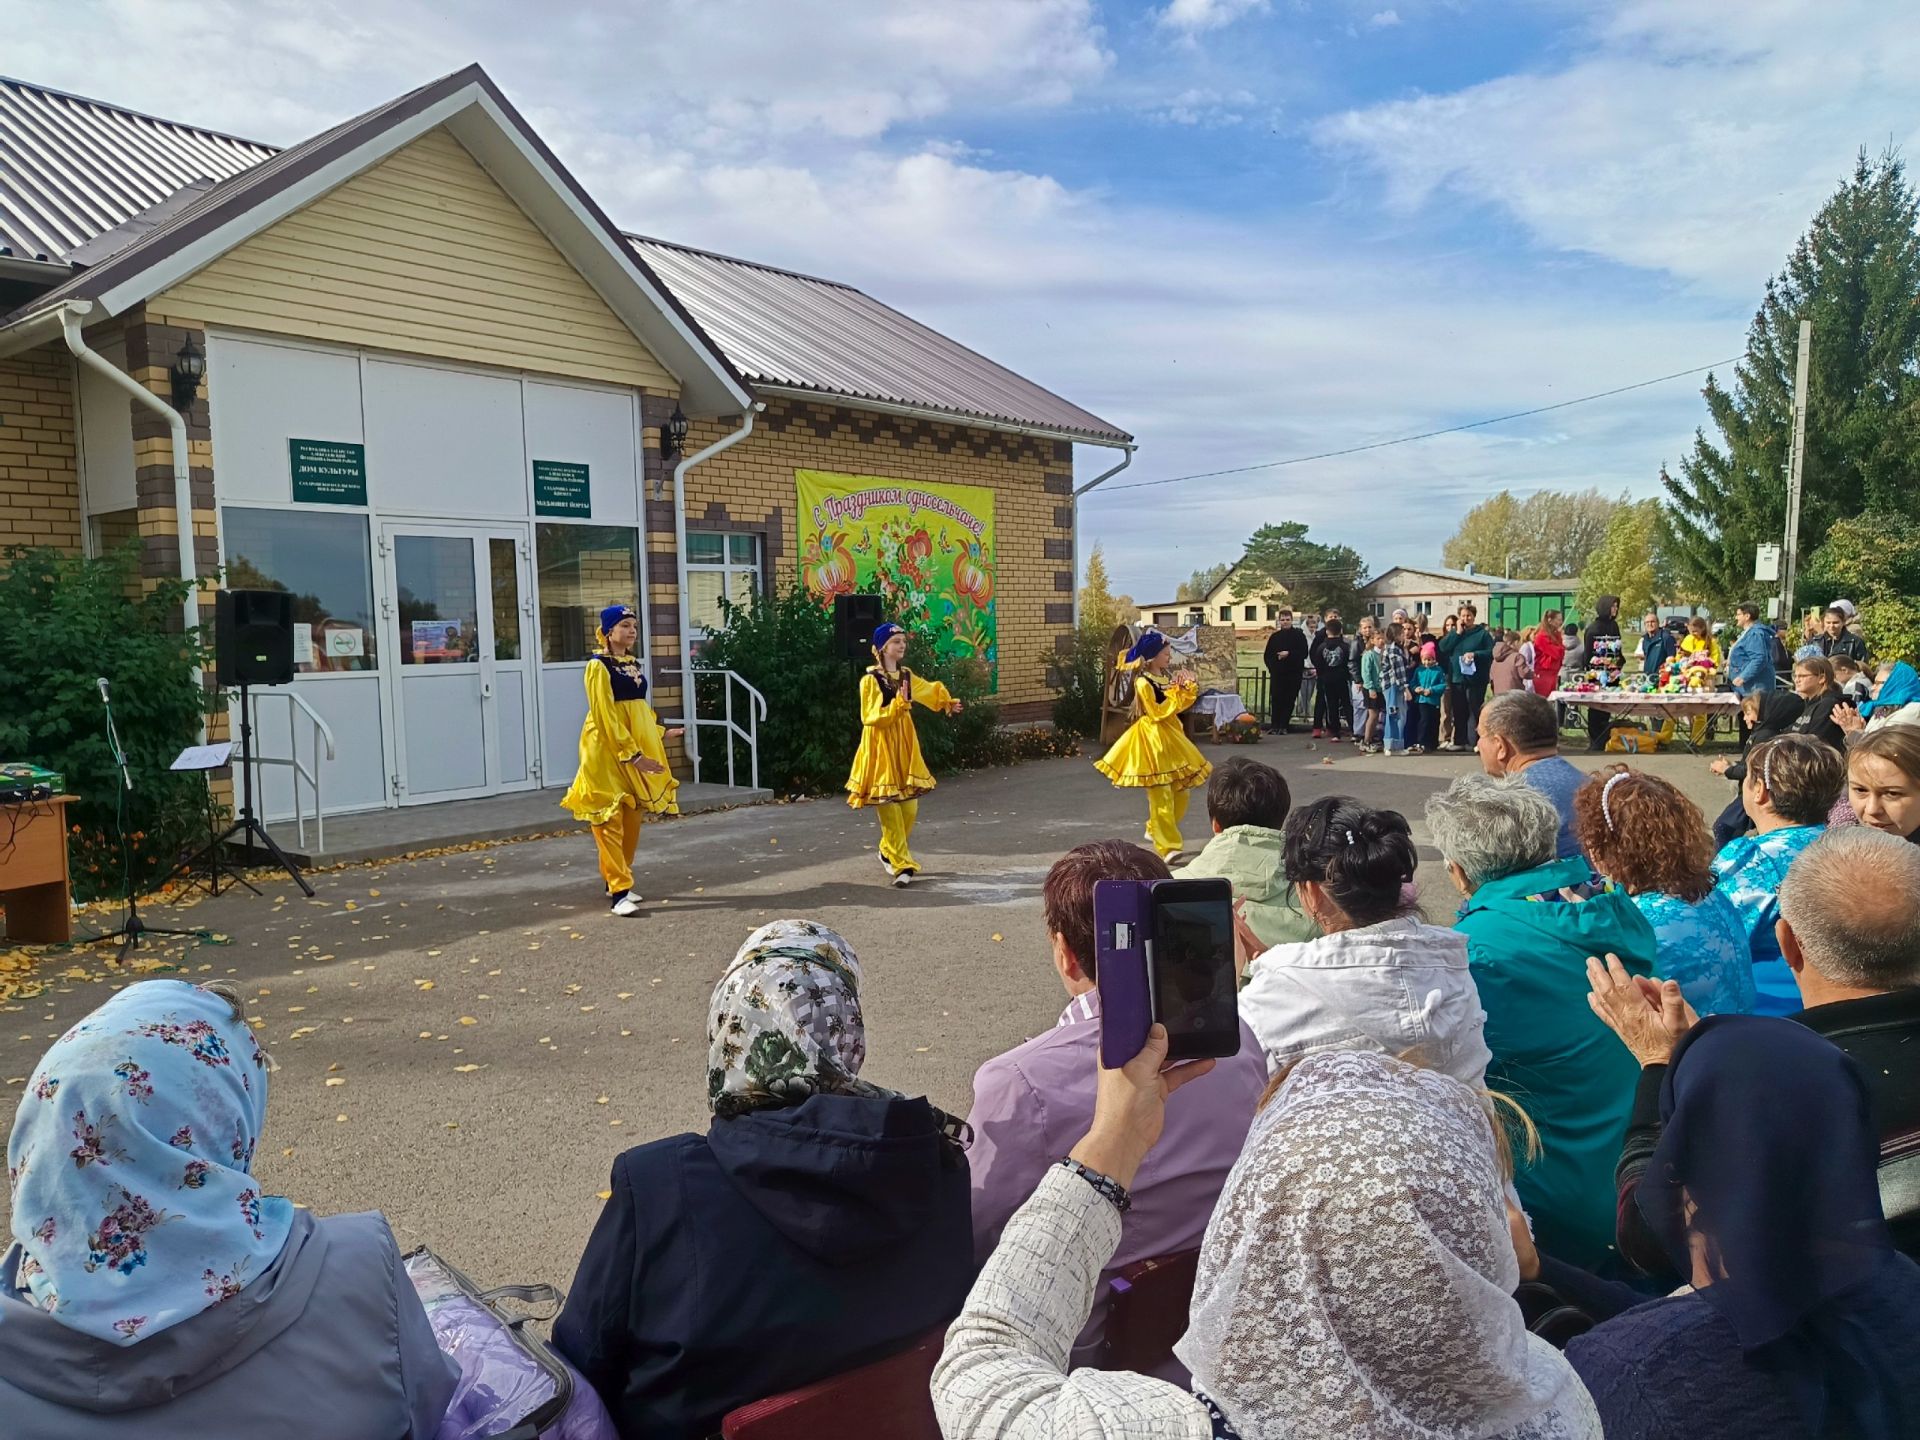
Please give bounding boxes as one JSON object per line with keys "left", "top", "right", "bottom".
{"left": 252, "top": 782, "right": 774, "bottom": 868}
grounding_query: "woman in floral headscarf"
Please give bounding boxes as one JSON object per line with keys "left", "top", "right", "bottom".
{"left": 0, "top": 980, "right": 456, "bottom": 1438}
{"left": 555, "top": 920, "right": 972, "bottom": 1439}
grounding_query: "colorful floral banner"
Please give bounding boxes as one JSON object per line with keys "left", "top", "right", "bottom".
{"left": 796, "top": 469, "right": 997, "bottom": 684}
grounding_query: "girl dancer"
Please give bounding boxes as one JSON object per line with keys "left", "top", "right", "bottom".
{"left": 561, "top": 603, "right": 682, "bottom": 916}
{"left": 1095, "top": 630, "right": 1211, "bottom": 861}
{"left": 846, "top": 622, "right": 962, "bottom": 888}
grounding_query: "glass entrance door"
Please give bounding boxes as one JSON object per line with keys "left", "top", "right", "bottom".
{"left": 382, "top": 524, "right": 537, "bottom": 805}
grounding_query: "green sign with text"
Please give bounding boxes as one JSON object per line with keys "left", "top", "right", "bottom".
{"left": 288, "top": 438, "right": 368, "bottom": 506}
{"left": 533, "top": 460, "right": 592, "bottom": 517}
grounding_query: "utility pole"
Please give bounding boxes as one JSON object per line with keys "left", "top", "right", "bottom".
{"left": 1780, "top": 317, "right": 1812, "bottom": 622}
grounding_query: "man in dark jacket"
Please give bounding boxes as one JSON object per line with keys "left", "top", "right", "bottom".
{"left": 1263, "top": 608, "right": 1309, "bottom": 733}
{"left": 1436, "top": 603, "right": 1495, "bottom": 749}
{"left": 1601, "top": 827, "right": 1920, "bottom": 1276}
{"left": 1637, "top": 611, "right": 1677, "bottom": 678}
{"left": 1581, "top": 595, "right": 1623, "bottom": 753}
{"left": 1309, "top": 620, "right": 1354, "bottom": 740}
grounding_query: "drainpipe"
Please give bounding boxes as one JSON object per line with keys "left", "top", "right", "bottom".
{"left": 59, "top": 301, "right": 203, "bottom": 677}
{"left": 1070, "top": 443, "right": 1136, "bottom": 628}
{"left": 671, "top": 403, "right": 762, "bottom": 769}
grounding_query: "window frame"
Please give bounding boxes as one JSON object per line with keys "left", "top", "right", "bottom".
{"left": 218, "top": 502, "right": 381, "bottom": 676}
{"left": 684, "top": 528, "right": 766, "bottom": 654}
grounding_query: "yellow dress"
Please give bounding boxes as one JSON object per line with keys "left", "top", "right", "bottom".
{"left": 561, "top": 654, "right": 679, "bottom": 825}
{"left": 1096, "top": 675, "right": 1212, "bottom": 791}
{"left": 846, "top": 667, "right": 956, "bottom": 808}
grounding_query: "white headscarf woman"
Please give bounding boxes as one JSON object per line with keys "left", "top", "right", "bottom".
{"left": 934, "top": 1041, "right": 1598, "bottom": 1439}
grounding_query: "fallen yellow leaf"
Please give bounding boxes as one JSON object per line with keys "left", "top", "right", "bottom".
{"left": 453, "top": 1064, "right": 482, "bottom": 1073}
{"left": 457, "top": 1016, "right": 478, "bottom": 1026}
{"left": 324, "top": 1077, "right": 346, "bottom": 1087}
{"left": 414, "top": 980, "right": 435, "bottom": 990}
{"left": 595, "top": 1188, "right": 612, "bottom": 1201}
{"left": 595, "top": 1095, "right": 609, "bottom": 1105}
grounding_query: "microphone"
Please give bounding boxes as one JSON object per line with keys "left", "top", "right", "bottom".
{"left": 97, "top": 676, "right": 111, "bottom": 703}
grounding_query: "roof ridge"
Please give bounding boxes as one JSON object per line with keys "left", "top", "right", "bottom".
{"left": 0, "top": 74, "right": 282, "bottom": 154}
{"left": 626, "top": 231, "right": 861, "bottom": 293}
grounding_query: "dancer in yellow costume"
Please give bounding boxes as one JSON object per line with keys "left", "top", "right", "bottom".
{"left": 561, "top": 604, "right": 682, "bottom": 917}
{"left": 846, "top": 622, "right": 962, "bottom": 888}
{"left": 1096, "top": 630, "right": 1211, "bottom": 861}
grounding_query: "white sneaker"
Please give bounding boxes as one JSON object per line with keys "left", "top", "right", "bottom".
{"left": 612, "top": 893, "right": 644, "bottom": 917}
{"left": 881, "top": 856, "right": 897, "bottom": 877}
{"left": 892, "top": 870, "right": 913, "bottom": 889}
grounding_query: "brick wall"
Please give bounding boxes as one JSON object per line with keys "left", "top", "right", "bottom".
{"left": 120, "top": 308, "right": 218, "bottom": 585}
{"left": 649, "top": 397, "right": 1076, "bottom": 723}
{"left": 0, "top": 345, "right": 81, "bottom": 552}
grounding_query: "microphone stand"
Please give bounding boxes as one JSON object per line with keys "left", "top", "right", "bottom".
{"left": 82, "top": 679, "right": 210, "bottom": 958}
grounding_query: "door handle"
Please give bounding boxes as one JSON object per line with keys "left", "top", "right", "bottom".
{"left": 482, "top": 681, "right": 494, "bottom": 699}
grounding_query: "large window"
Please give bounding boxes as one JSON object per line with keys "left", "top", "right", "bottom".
{"left": 686, "top": 531, "right": 763, "bottom": 648}
{"left": 221, "top": 507, "right": 377, "bottom": 672}
{"left": 537, "top": 525, "right": 640, "bottom": 662}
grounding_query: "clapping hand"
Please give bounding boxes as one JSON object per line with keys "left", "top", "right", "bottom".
{"left": 1172, "top": 668, "right": 1197, "bottom": 688}
{"left": 1708, "top": 758, "right": 1730, "bottom": 776}
{"left": 1834, "top": 703, "right": 1865, "bottom": 735}
{"left": 1586, "top": 953, "right": 1696, "bottom": 1067}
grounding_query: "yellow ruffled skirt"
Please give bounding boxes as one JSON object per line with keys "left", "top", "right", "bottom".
{"left": 846, "top": 711, "right": 936, "bottom": 808}
{"left": 1095, "top": 715, "right": 1211, "bottom": 791}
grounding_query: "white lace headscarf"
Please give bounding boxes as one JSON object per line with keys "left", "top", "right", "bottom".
{"left": 1176, "top": 1050, "right": 1600, "bottom": 1439}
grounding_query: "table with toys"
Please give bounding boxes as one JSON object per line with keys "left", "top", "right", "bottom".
{"left": 1551, "top": 653, "right": 1740, "bottom": 755}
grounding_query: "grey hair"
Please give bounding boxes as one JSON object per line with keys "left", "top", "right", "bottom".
{"left": 1479, "top": 691, "right": 1559, "bottom": 753}
{"left": 1423, "top": 774, "right": 1559, "bottom": 888}
{"left": 1778, "top": 828, "right": 1920, "bottom": 989}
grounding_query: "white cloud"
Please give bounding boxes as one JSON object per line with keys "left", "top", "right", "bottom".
{"left": 1316, "top": 0, "right": 1920, "bottom": 295}
{"left": 7, "top": 0, "right": 1768, "bottom": 598}
{"left": 1367, "top": 9, "right": 1401, "bottom": 29}
{"left": 1150, "top": 87, "right": 1258, "bottom": 126}
{"left": 1156, "top": 0, "right": 1271, "bottom": 35}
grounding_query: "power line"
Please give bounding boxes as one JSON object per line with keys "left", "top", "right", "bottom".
{"left": 1098, "top": 356, "right": 1742, "bottom": 495}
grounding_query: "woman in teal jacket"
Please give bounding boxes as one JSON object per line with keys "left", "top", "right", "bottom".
{"left": 1427, "top": 774, "right": 1658, "bottom": 1273}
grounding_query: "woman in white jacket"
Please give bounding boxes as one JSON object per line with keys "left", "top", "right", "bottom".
{"left": 1237, "top": 795, "right": 1491, "bottom": 1086}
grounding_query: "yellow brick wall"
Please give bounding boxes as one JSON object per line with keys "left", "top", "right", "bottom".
{"left": 668, "top": 399, "right": 1075, "bottom": 717}
{"left": 0, "top": 346, "right": 81, "bottom": 553}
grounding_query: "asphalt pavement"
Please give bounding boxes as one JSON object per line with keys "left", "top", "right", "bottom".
{"left": 0, "top": 739, "right": 1736, "bottom": 1296}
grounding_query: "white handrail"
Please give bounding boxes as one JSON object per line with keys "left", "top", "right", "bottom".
{"left": 667, "top": 667, "right": 766, "bottom": 790}
{"left": 234, "top": 688, "right": 336, "bottom": 852}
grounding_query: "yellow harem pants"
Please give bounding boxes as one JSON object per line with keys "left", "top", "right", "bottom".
{"left": 592, "top": 806, "right": 644, "bottom": 897}
{"left": 1145, "top": 785, "right": 1191, "bottom": 859}
{"left": 877, "top": 799, "right": 920, "bottom": 873}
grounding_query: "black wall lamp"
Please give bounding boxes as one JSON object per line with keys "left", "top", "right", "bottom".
{"left": 168, "top": 335, "right": 205, "bottom": 410}
{"left": 661, "top": 404, "right": 689, "bottom": 463}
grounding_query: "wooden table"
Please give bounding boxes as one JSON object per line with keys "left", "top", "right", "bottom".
{"left": 0, "top": 794, "right": 75, "bottom": 944}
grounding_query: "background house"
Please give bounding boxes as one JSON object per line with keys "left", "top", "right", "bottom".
{"left": 1136, "top": 563, "right": 1287, "bottom": 638}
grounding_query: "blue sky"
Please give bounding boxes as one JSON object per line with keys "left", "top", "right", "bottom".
{"left": 15, "top": 1, "right": 1917, "bottom": 602}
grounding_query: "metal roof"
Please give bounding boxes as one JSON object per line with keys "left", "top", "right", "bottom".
{"left": 0, "top": 73, "right": 1129, "bottom": 445}
{"left": 0, "top": 77, "right": 274, "bottom": 262}
{"left": 629, "top": 235, "right": 1131, "bottom": 444}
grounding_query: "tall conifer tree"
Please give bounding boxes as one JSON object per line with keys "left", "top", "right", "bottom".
{"left": 1664, "top": 150, "right": 1920, "bottom": 606}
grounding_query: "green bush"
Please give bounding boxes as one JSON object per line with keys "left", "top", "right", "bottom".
{"left": 0, "top": 545, "right": 217, "bottom": 901}
{"left": 1050, "top": 619, "right": 1108, "bottom": 737}
{"left": 1803, "top": 511, "right": 1920, "bottom": 662}
{"left": 689, "top": 579, "right": 1024, "bottom": 795}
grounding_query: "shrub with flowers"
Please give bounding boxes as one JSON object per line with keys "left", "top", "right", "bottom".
{"left": 0, "top": 544, "right": 218, "bottom": 900}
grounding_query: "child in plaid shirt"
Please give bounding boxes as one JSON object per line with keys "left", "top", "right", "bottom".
{"left": 1380, "top": 623, "right": 1409, "bottom": 755}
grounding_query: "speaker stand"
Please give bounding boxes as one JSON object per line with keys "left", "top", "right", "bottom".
{"left": 196, "top": 684, "right": 314, "bottom": 898}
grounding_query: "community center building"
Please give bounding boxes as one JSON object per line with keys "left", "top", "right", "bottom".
{"left": 0, "top": 66, "right": 1131, "bottom": 824}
